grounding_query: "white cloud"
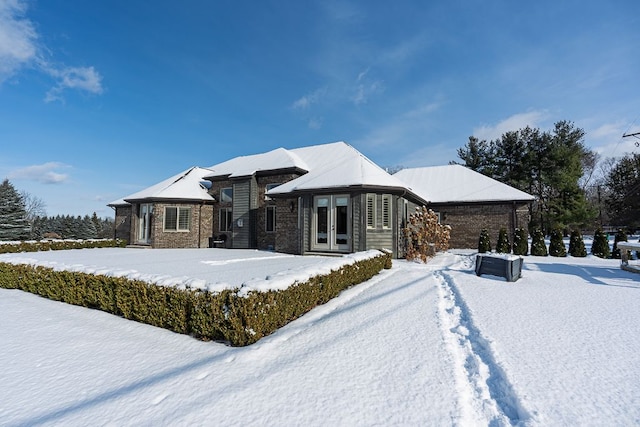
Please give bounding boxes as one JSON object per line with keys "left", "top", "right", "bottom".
{"left": 0, "top": 0, "right": 103, "bottom": 101}
{"left": 44, "top": 65, "right": 104, "bottom": 102}
{"left": 308, "top": 117, "right": 323, "bottom": 130}
{"left": 0, "top": 0, "right": 38, "bottom": 82}
{"left": 8, "top": 162, "right": 71, "bottom": 184}
{"left": 291, "top": 87, "right": 326, "bottom": 110}
{"left": 472, "top": 111, "right": 549, "bottom": 141}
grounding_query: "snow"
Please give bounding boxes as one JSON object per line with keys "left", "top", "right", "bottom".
{"left": 108, "top": 166, "right": 215, "bottom": 206}
{"left": 394, "top": 164, "right": 535, "bottom": 203}
{"left": 2, "top": 248, "right": 640, "bottom": 425}
{"left": 205, "top": 147, "right": 310, "bottom": 179}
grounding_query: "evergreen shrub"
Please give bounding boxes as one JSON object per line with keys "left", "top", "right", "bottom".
{"left": 495, "top": 228, "right": 511, "bottom": 253}
{"left": 478, "top": 229, "right": 491, "bottom": 253}
{"left": 530, "top": 229, "right": 548, "bottom": 256}
{"left": 549, "top": 229, "right": 567, "bottom": 257}
{"left": 591, "top": 229, "right": 610, "bottom": 258}
{"left": 513, "top": 228, "right": 528, "bottom": 256}
{"left": 568, "top": 230, "right": 587, "bottom": 257}
{"left": 0, "top": 250, "right": 391, "bottom": 347}
{"left": 611, "top": 229, "right": 628, "bottom": 259}
{"left": 0, "top": 239, "right": 126, "bottom": 254}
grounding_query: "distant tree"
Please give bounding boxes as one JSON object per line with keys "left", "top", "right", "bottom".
{"left": 20, "top": 190, "right": 47, "bottom": 222}
{"left": 611, "top": 229, "right": 628, "bottom": 259}
{"left": 456, "top": 136, "right": 497, "bottom": 177}
{"left": 513, "top": 227, "right": 529, "bottom": 256}
{"left": 591, "top": 229, "right": 610, "bottom": 258}
{"left": 568, "top": 230, "right": 587, "bottom": 257}
{"left": 604, "top": 153, "right": 640, "bottom": 230}
{"left": 530, "top": 229, "right": 548, "bottom": 256}
{"left": 495, "top": 228, "right": 511, "bottom": 253}
{"left": 549, "top": 228, "right": 567, "bottom": 257}
{"left": 0, "top": 179, "right": 31, "bottom": 241}
{"left": 478, "top": 228, "right": 492, "bottom": 253}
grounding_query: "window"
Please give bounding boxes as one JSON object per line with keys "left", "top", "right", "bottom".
{"left": 221, "top": 187, "right": 233, "bottom": 203}
{"left": 382, "top": 195, "right": 392, "bottom": 229}
{"left": 266, "top": 206, "right": 276, "bottom": 232}
{"left": 164, "top": 207, "right": 191, "bottom": 231}
{"left": 366, "top": 194, "right": 376, "bottom": 229}
{"left": 220, "top": 207, "right": 233, "bottom": 232}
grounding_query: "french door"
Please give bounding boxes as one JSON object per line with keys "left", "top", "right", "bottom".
{"left": 137, "top": 203, "right": 152, "bottom": 244}
{"left": 312, "top": 195, "right": 350, "bottom": 252}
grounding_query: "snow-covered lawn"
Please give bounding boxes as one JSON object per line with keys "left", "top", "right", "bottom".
{"left": 1, "top": 248, "right": 639, "bottom": 426}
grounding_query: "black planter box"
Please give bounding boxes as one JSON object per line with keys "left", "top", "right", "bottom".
{"left": 475, "top": 254, "right": 523, "bottom": 282}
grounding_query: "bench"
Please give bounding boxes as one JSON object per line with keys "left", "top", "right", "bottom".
{"left": 617, "top": 242, "right": 640, "bottom": 273}
{"left": 475, "top": 254, "right": 523, "bottom": 282}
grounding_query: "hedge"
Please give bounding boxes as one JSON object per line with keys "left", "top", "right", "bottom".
{"left": 0, "top": 250, "right": 391, "bottom": 346}
{"left": 0, "top": 239, "right": 127, "bottom": 254}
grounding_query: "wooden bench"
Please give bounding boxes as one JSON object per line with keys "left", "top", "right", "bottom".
{"left": 617, "top": 242, "right": 640, "bottom": 273}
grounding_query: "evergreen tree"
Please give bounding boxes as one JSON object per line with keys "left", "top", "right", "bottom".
{"left": 549, "top": 228, "right": 567, "bottom": 257}
{"left": 495, "top": 228, "right": 511, "bottom": 253}
{"left": 611, "top": 229, "right": 628, "bottom": 259}
{"left": 605, "top": 153, "right": 640, "bottom": 230}
{"left": 568, "top": 229, "right": 587, "bottom": 257}
{"left": 530, "top": 229, "right": 548, "bottom": 256}
{"left": 0, "top": 179, "right": 31, "bottom": 241}
{"left": 478, "top": 228, "right": 491, "bottom": 253}
{"left": 591, "top": 229, "right": 610, "bottom": 258}
{"left": 513, "top": 227, "right": 529, "bottom": 255}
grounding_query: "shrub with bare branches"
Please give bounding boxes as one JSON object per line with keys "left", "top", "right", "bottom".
{"left": 403, "top": 206, "right": 451, "bottom": 262}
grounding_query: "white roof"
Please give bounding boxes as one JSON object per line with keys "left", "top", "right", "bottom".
{"left": 267, "top": 142, "right": 415, "bottom": 195}
{"left": 394, "top": 164, "right": 535, "bottom": 203}
{"left": 206, "top": 147, "right": 309, "bottom": 178}
{"left": 109, "top": 167, "right": 215, "bottom": 205}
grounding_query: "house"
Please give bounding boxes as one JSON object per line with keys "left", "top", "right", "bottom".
{"left": 109, "top": 143, "right": 535, "bottom": 256}
{"left": 110, "top": 142, "right": 428, "bottom": 258}
{"left": 394, "top": 165, "right": 534, "bottom": 248}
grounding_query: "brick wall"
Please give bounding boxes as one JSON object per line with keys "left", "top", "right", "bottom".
{"left": 275, "top": 197, "right": 300, "bottom": 254}
{"left": 434, "top": 202, "right": 530, "bottom": 249}
{"left": 149, "top": 202, "right": 214, "bottom": 248}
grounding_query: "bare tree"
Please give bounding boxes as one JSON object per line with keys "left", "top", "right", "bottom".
{"left": 20, "top": 190, "right": 47, "bottom": 222}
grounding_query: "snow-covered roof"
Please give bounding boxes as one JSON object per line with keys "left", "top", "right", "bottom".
{"left": 108, "top": 167, "right": 215, "bottom": 206}
{"left": 206, "top": 147, "right": 309, "bottom": 179}
{"left": 394, "top": 164, "right": 535, "bottom": 204}
{"left": 267, "top": 142, "right": 421, "bottom": 196}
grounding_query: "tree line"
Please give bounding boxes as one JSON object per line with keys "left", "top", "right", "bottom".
{"left": 0, "top": 179, "right": 114, "bottom": 241}
{"left": 456, "top": 120, "right": 640, "bottom": 233}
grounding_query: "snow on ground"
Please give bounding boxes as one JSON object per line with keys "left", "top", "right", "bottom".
{"left": 1, "top": 248, "right": 640, "bottom": 426}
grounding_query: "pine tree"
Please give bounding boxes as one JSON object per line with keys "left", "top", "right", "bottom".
{"left": 0, "top": 179, "right": 31, "bottom": 241}
{"left": 611, "top": 229, "right": 628, "bottom": 259}
{"left": 513, "top": 227, "right": 529, "bottom": 256}
{"left": 478, "top": 228, "right": 491, "bottom": 253}
{"left": 496, "top": 228, "right": 511, "bottom": 253}
{"left": 591, "top": 229, "right": 610, "bottom": 258}
{"left": 568, "top": 229, "right": 587, "bottom": 257}
{"left": 549, "top": 228, "right": 567, "bottom": 257}
{"left": 530, "top": 229, "right": 548, "bottom": 256}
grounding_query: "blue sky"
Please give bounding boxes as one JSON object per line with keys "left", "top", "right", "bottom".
{"left": 1, "top": 0, "right": 639, "bottom": 217}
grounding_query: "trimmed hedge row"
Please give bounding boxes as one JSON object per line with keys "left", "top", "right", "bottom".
{"left": 0, "top": 239, "right": 127, "bottom": 254}
{"left": 0, "top": 250, "right": 391, "bottom": 346}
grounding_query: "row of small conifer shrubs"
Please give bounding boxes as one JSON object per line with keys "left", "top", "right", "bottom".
{"left": 478, "top": 228, "right": 596, "bottom": 257}
{"left": 0, "top": 250, "right": 391, "bottom": 346}
{"left": 0, "top": 239, "right": 127, "bottom": 254}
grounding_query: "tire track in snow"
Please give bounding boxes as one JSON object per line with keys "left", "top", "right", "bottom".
{"left": 436, "top": 267, "right": 531, "bottom": 426}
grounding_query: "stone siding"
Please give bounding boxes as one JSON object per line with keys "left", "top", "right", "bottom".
{"left": 275, "top": 197, "right": 301, "bottom": 254}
